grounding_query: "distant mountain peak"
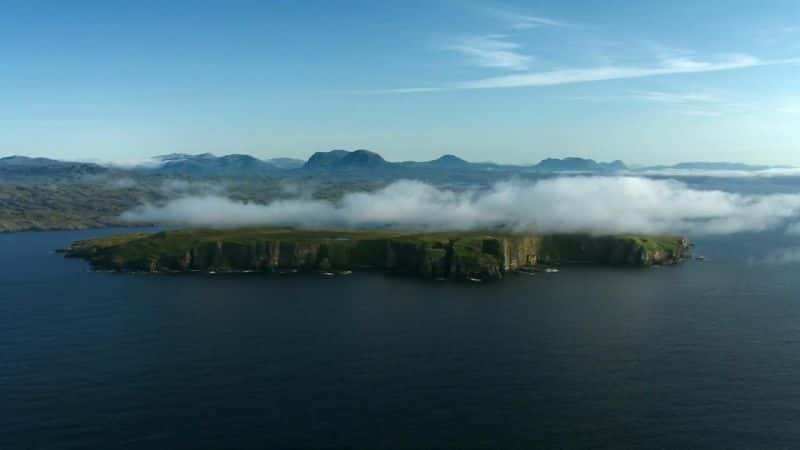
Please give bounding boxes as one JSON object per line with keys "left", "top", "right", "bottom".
{"left": 431, "top": 154, "right": 469, "bottom": 166}
{"left": 148, "top": 152, "right": 280, "bottom": 176}
{"left": 671, "top": 161, "right": 771, "bottom": 171}
{"left": 265, "top": 157, "right": 305, "bottom": 170}
{"left": 0, "top": 155, "right": 107, "bottom": 178}
{"left": 304, "top": 150, "right": 350, "bottom": 169}
{"left": 218, "top": 154, "right": 262, "bottom": 162}
{"left": 340, "top": 149, "right": 386, "bottom": 166}
{"left": 304, "top": 149, "right": 388, "bottom": 171}
{"left": 533, "top": 157, "right": 627, "bottom": 172}
{"left": 0, "top": 155, "right": 63, "bottom": 166}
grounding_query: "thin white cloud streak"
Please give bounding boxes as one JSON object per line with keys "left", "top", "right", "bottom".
{"left": 510, "top": 15, "right": 568, "bottom": 29}
{"left": 457, "top": 54, "right": 767, "bottom": 89}
{"left": 477, "top": 6, "right": 569, "bottom": 29}
{"left": 121, "top": 177, "right": 800, "bottom": 236}
{"left": 630, "top": 90, "right": 720, "bottom": 104}
{"left": 445, "top": 35, "right": 531, "bottom": 71}
{"left": 383, "top": 54, "right": 799, "bottom": 93}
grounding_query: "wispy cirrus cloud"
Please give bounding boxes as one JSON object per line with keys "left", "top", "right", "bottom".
{"left": 383, "top": 54, "right": 797, "bottom": 93}
{"left": 373, "top": 6, "right": 800, "bottom": 95}
{"left": 630, "top": 90, "right": 720, "bottom": 104}
{"left": 570, "top": 89, "right": 732, "bottom": 118}
{"left": 509, "top": 14, "right": 568, "bottom": 30}
{"left": 445, "top": 34, "right": 531, "bottom": 71}
{"left": 474, "top": 4, "right": 569, "bottom": 30}
{"left": 456, "top": 54, "right": 770, "bottom": 89}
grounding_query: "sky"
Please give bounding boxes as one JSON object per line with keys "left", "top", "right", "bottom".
{"left": 0, "top": 0, "right": 798, "bottom": 165}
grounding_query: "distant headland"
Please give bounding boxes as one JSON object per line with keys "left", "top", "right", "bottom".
{"left": 65, "top": 228, "right": 691, "bottom": 282}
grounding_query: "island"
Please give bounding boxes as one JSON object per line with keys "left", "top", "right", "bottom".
{"left": 65, "top": 228, "right": 691, "bottom": 281}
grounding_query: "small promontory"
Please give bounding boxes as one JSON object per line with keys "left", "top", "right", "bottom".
{"left": 65, "top": 228, "right": 690, "bottom": 281}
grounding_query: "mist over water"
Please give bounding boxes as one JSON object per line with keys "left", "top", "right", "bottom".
{"left": 121, "top": 176, "right": 800, "bottom": 236}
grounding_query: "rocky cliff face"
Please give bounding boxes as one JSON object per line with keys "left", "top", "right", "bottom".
{"left": 66, "top": 229, "right": 690, "bottom": 281}
{"left": 537, "top": 235, "right": 690, "bottom": 266}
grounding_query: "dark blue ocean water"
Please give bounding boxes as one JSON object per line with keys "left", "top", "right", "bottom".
{"left": 2, "top": 228, "right": 800, "bottom": 449}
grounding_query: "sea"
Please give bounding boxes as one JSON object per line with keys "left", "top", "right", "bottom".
{"left": 3, "top": 180, "right": 800, "bottom": 448}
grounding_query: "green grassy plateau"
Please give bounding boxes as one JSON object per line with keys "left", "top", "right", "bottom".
{"left": 66, "top": 227, "right": 691, "bottom": 281}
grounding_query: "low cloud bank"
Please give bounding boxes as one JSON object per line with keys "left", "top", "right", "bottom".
{"left": 120, "top": 177, "right": 800, "bottom": 236}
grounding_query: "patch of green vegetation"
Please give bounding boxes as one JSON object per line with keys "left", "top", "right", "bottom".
{"left": 621, "top": 234, "right": 686, "bottom": 254}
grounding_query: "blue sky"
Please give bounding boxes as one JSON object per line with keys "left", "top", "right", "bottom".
{"left": 1, "top": 0, "right": 798, "bottom": 165}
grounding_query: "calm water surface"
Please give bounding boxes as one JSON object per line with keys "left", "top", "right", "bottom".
{"left": 2, "top": 229, "right": 800, "bottom": 449}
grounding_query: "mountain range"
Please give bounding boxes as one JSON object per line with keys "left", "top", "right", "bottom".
{"left": 0, "top": 150, "right": 794, "bottom": 233}
{"left": 148, "top": 150, "right": 631, "bottom": 176}
{"left": 0, "top": 155, "right": 107, "bottom": 180}
{"left": 0, "top": 150, "right": 785, "bottom": 180}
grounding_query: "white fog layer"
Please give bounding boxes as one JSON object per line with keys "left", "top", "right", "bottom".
{"left": 120, "top": 177, "right": 800, "bottom": 236}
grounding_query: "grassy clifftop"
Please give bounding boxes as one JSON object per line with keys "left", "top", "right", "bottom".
{"left": 66, "top": 227, "right": 690, "bottom": 280}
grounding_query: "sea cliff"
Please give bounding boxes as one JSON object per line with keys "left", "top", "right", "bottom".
{"left": 65, "top": 228, "right": 690, "bottom": 280}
